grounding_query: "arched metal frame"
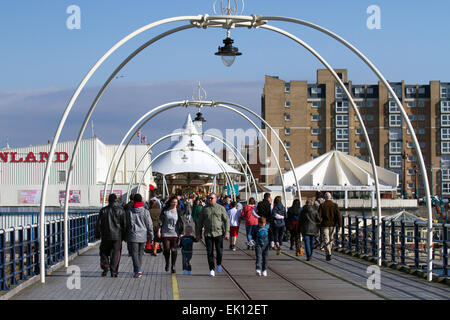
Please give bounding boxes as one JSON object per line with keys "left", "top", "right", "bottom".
{"left": 125, "top": 131, "right": 259, "bottom": 202}
{"left": 38, "top": 14, "right": 433, "bottom": 283}
{"left": 102, "top": 101, "right": 286, "bottom": 209}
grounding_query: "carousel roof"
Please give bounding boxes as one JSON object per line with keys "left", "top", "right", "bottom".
{"left": 276, "top": 150, "right": 398, "bottom": 191}
{"left": 152, "top": 114, "right": 242, "bottom": 176}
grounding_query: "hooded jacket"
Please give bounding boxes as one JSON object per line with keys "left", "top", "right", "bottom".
{"left": 298, "top": 205, "right": 322, "bottom": 235}
{"left": 126, "top": 204, "right": 153, "bottom": 243}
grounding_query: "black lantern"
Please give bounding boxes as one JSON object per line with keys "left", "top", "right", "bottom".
{"left": 215, "top": 37, "right": 242, "bottom": 67}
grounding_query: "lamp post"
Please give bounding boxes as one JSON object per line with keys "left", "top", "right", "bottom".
{"left": 402, "top": 152, "right": 408, "bottom": 199}
{"left": 414, "top": 165, "right": 419, "bottom": 200}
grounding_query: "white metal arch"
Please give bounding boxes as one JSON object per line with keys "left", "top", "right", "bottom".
{"left": 39, "top": 14, "right": 433, "bottom": 283}
{"left": 125, "top": 131, "right": 259, "bottom": 202}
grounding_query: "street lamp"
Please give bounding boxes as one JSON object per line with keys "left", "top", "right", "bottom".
{"left": 215, "top": 36, "right": 242, "bottom": 67}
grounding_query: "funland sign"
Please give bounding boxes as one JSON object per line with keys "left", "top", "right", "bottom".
{"left": 0, "top": 151, "right": 69, "bottom": 163}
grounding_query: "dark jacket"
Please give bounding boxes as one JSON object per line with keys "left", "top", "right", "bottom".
{"left": 318, "top": 200, "right": 342, "bottom": 228}
{"left": 256, "top": 199, "right": 272, "bottom": 220}
{"left": 298, "top": 205, "right": 322, "bottom": 236}
{"left": 95, "top": 204, "right": 126, "bottom": 241}
{"left": 272, "top": 203, "right": 287, "bottom": 227}
{"left": 158, "top": 207, "right": 184, "bottom": 237}
{"left": 287, "top": 206, "right": 301, "bottom": 223}
{"left": 126, "top": 206, "right": 153, "bottom": 243}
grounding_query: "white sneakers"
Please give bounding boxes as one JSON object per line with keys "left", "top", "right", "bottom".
{"left": 262, "top": 270, "right": 267, "bottom": 277}
{"left": 209, "top": 270, "right": 215, "bottom": 277}
{"left": 256, "top": 269, "right": 262, "bottom": 276}
{"left": 216, "top": 265, "right": 222, "bottom": 273}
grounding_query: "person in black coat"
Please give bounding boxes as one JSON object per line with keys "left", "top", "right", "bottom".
{"left": 298, "top": 199, "right": 322, "bottom": 261}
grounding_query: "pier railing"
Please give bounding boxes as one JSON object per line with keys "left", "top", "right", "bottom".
{"left": 334, "top": 215, "right": 449, "bottom": 278}
{"left": 0, "top": 213, "right": 99, "bottom": 292}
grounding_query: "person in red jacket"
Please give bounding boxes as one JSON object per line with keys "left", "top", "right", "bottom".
{"left": 240, "top": 197, "right": 258, "bottom": 250}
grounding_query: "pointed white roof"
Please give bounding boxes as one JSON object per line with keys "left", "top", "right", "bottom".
{"left": 152, "top": 114, "right": 242, "bottom": 176}
{"left": 277, "top": 150, "right": 398, "bottom": 191}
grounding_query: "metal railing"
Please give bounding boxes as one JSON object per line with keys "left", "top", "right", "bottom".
{"left": 0, "top": 213, "right": 99, "bottom": 292}
{"left": 0, "top": 211, "right": 98, "bottom": 229}
{"left": 333, "top": 214, "right": 449, "bottom": 278}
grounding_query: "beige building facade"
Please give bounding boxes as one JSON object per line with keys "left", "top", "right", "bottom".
{"left": 261, "top": 69, "right": 450, "bottom": 199}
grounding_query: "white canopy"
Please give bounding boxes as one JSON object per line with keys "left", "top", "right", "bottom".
{"left": 277, "top": 150, "right": 398, "bottom": 191}
{"left": 152, "top": 114, "right": 242, "bottom": 176}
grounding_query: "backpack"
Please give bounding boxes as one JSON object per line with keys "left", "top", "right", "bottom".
{"left": 255, "top": 225, "right": 269, "bottom": 246}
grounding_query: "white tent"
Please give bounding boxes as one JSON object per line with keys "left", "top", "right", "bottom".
{"left": 152, "top": 114, "right": 242, "bottom": 176}
{"left": 277, "top": 150, "right": 398, "bottom": 192}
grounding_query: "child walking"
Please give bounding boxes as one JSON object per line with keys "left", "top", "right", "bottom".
{"left": 251, "top": 217, "right": 270, "bottom": 276}
{"left": 180, "top": 225, "right": 198, "bottom": 275}
{"left": 227, "top": 201, "right": 241, "bottom": 251}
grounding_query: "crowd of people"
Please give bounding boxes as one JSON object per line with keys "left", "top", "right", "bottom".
{"left": 95, "top": 190, "right": 342, "bottom": 278}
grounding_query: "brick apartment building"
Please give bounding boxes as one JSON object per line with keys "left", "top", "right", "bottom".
{"left": 261, "top": 69, "right": 450, "bottom": 199}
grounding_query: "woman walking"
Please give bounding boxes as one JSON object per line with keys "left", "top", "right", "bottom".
{"left": 125, "top": 194, "right": 153, "bottom": 278}
{"left": 158, "top": 196, "right": 184, "bottom": 273}
{"left": 149, "top": 200, "right": 161, "bottom": 256}
{"left": 240, "top": 197, "right": 258, "bottom": 250}
{"left": 298, "top": 199, "right": 322, "bottom": 261}
{"left": 192, "top": 198, "right": 203, "bottom": 236}
{"left": 271, "top": 196, "right": 287, "bottom": 255}
{"left": 287, "top": 199, "right": 302, "bottom": 255}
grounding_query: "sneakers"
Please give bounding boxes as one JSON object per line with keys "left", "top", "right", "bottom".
{"left": 262, "top": 270, "right": 267, "bottom": 277}
{"left": 111, "top": 273, "right": 118, "bottom": 278}
{"left": 101, "top": 270, "right": 108, "bottom": 277}
{"left": 270, "top": 241, "right": 275, "bottom": 249}
{"left": 134, "top": 271, "right": 142, "bottom": 278}
{"left": 232, "top": 245, "right": 236, "bottom": 251}
{"left": 256, "top": 269, "right": 262, "bottom": 276}
{"left": 209, "top": 270, "right": 215, "bottom": 277}
{"left": 171, "top": 267, "right": 176, "bottom": 274}
{"left": 326, "top": 255, "right": 332, "bottom": 261}
{"left": 183, "top": 270, "right": 188, "bottom": 275}
{"left": 217, "top": 265, "right": 222, "bottom": 273}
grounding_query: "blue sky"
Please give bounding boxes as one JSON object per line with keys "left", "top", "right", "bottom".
{"left": 1, "top": 0, "right": 449, "bottom": 150}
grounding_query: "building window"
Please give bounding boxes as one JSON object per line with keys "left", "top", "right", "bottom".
{"left": 285, "top": 141, "right": 291, "bottom": 149}
{"left": 442, "top": 142, "right": 450, "bottom": 154}
{"left": 356, "top": 142, "right": 366, "bottom": 148}
{"left": 407, "top": 142, "right": 414, "bottom": 148}
{"left": 389, "top": 101, "right": 400, "bottom": 113}
{"left": 419, "top": 88, "right": 426, "bottom": 94}
{"left": 312, "top": 101, "right": 321, "bottom": 108}
{"left": 406, "top": 88, "right": 416, "bottom": 95}
{"left": 407, "top": 169, "right": 415, "bottom": 175}
{"left": 441, "top": 101, "right": 450, "bottom": 113}
{"left": 285, "top": 128, "right": 291, "bottom": 135}
{"left": 367, "top": 128, "right": 374, "bottom": 134}
{"left": 336, "top": 142, "right": 349, "bottom": 153}
{"left": 284, "top": 114, "right": 291, "bottom": 121}
{"left": 442, "top": 115, "right": 450, "bottom": 126}
{"left": 366, "top": 101, "right": 373, "bottom": 108}
{"left": 418, "top": 128, "right": 425, "bottom": 135}
{"left": 420, "top": 142, "right": 425, "bottom": 148}
{"left": 442, "top": 169, "right": 450, "bottom": 181}
{"left": 285, "top": 82, "right": 290, "bottom": 93}
{"left": 367, "top": 88, "right": 374, "bottom": 94}
{"left": 366, "top": 115, "right": 374, "bottom": 121}
{"left": 284, "top": 154, "right": 290, "bottom": 162}
{"left": 390, "top": 155, "right": 402, "bottom": 168}
{"left": 389, "top": 128, "right": 402, "bottom": 140}
{"left": 311, "top": 142, "right": 321, "bottom": 148}
{"left": 407, "top": 156, "right": 416, "bottom": 162}
{"left": 311, "top": 115, "right": 321, "bottom": 121}
{"left": 354, "top": 87, "right": 364, "bottom": 95}
{"left": 336, "top": 101, "right": 349, "bottom": 113}
{"left": 443, "top": 183, "right": 450, "bottom": 194}
{"left": 418, "top": 101, "right": 425, "bottom": 108}
{"left": 285, "top": 101, "right": 291, "bottom": 108}
{"left": 442, "top": 128, "right": 450, "bottom": 140}
{"left": 58, "top": 170, "right": 66, "bottom": 183}
{"left": 442, "top": 156, "right": 450, "bottom": 167}
{"left": 336, "top": 85, "right": 344, "bottom": 99}
{"left": 356, "top": 101, "right": 364, "bottom": 108}
{"left": 311, "top": 128, "right": 321, "bottom": 135}
{"left": 311, "top": 87, "right": 321, "bottom": 94}
{"left": 389, "top": 141, "right": 402, "bottom": 154}
{"left": 441, "top": 87, "right": 448, "bottom": 99}
{"left": 418, "top": 115, "right": 425, "bottom": 121}
{"left": 355, "top": 128, "right": 362, "bottom": 135}
{"left": 407, "top": 101, "right": 416, "bottom": 108}
{"left": 336, "top": 128, "right": 349, "bottom": 140}
{"left": 408, "top": 115, "right": 416, "bottom": 121}
{"left": 336, "top": 115, "right": 349, "bottom": 127}
{"left": 408, "top": 183, "right": 415, "bottom": 189}
{"left": 389, "top": 114, "right": 402, "bottom": 127}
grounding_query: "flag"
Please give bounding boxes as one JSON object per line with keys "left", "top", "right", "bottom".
{"left": 137, "top": 130, "right": 141, "bottom": 138}
{"left": 143, "top": 136, "right": 147, "bottom": 143}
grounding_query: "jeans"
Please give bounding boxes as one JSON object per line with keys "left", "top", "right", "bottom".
{"left": 245, "top": 225, "right": 256, "bottom": 244}
{"left": 129, "top": 242, "right": 145, "bottom": 273}
{"left": 303, "top": 235, "right": 315, "bottom": 258}
{"left": 321, "top": 227, "right": 335, "bottom": 256}
{"left": 100, "top": 240, "right": 122, "bottom": 275}
{"left": 272, "top": 225, "right": 284, "bottom": 246}
{"left": 204, "top": 236, "right": 223, "bottom": 271}
{"left": 182, "top": 251, "right": 193, "bottom": 271}
{"left": 255, "top": 243, "right": 269, "bottom": 271}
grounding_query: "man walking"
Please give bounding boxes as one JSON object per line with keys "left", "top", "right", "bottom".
{"left": 95, "top": 194, "right": 126, "bottom": 277}
{"left": 195, "top": 193, "right": 230, "bottom": 276}
{"left": 318, "top": 192, "right": 342, "bottom": 261}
